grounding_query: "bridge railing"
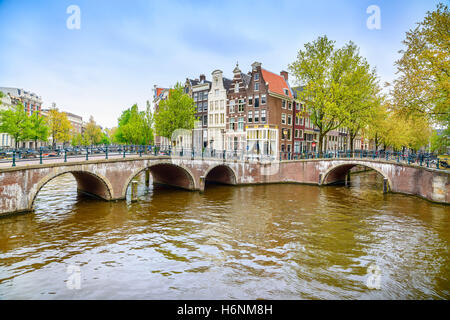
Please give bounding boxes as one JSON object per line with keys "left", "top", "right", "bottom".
{"left": 0, "top": 145, "right": 448, "bottom": 170}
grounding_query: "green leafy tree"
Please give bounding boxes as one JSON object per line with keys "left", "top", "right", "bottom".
{"left": 27, "top": 112, "right": 49, "bottom": 149}
{"left": 390, "top": 3, "right": 449, "bottom": 135}
{"left": 0, "top": 103, "right": 30, "bottom": 149}
{"left": 114, "top": 109, "right": 131, "bottom": 144}
{"left": 84, "top": 116, "right": 103, "bottom": 145}
{"left": 100, "top": 132, "right": 111, "bottom": 145}
{"left": 115, "top": 103, "right": 154, "bottom": 145}
{"left": 154, "top": 83, "right": 196, "bottom": 142}
{"left": 430, "top": 128, "right": 450, "bottom": 154}
{"left": 46, "top": 107, "right": 73, "bottom": 148}
{"left": 289, "top": 36, "right": 380, "bottom": 154}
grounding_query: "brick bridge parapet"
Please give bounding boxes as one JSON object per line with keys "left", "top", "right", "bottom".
{"left": 0, "top": 156, "right": 448, "bottom": 216}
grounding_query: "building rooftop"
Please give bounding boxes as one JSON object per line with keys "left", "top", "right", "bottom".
{"left": 260, "top": 69, "right": 292, "bottom": 98}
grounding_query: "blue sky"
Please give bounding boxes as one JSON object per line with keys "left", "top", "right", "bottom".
{"left": 0, "top": 0, "right": 443, "bottom": 128}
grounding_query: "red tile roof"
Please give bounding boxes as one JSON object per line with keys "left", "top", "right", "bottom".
{"left": 261, "top": 68, "right": 292, "bottom": 98}
{"left": 156, "top": 88, "right": 166, "bottom": 97}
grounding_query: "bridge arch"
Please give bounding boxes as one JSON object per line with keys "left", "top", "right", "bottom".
{"left": 29, "top": 169, "right": 113, "bottom": 210}
{"left": 122, "top": 162, "right": 197, "bottom": 197}
{"left": 204, "top": 164, "right": 237, "bottom": 186}
{"left": 320, "top": 162, "right": 392, "bottom": 191}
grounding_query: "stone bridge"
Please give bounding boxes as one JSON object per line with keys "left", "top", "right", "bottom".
{"left": 0, "top": 155, "right": 448, "bottom": 216}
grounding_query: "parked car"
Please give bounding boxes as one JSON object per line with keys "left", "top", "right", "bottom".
{"left": 22, "top": 150, "right": 39, "bottom": 159}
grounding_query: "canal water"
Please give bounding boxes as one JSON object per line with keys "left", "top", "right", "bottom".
{"left": 0, "top": 171, "right": 448, "bottom": 299}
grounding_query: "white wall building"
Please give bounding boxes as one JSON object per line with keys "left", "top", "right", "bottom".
{"left": 0, "top": 87, "right": 43, "bottom": 149}
{"left": 207, "top": 70, "right": 231, "bottom": 150}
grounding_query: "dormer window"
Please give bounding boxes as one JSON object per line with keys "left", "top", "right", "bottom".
{"left": 283, "top": 88, "right": 289, "bottom": 96}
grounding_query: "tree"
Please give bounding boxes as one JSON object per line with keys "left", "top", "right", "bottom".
{"left": 27, "top": 112, "right": 49, "bottom": 149}
{"left": 114, "top": 109, "right": 132, "bottom": 144}
{"left": 46, "top": 108, "right": 73, "bottom": 148}
{"left": 115, "top": 103, "right": 154, "bottom": 145}
{"left": 99, "top": 132, "right": 111, "bottom": 145}
{"left": 288, "top": 36, "right": 379, "bottom": 154}
{"left": 430, "top": 128, "right": 450, "bottom": 154}
{"left": 390, "top": 3, "right": 449, "bottom": 127}
{"left": 143, "top": 100, "right": 154, "bottom": 145}
{"left": 105, "top": 127, "right": 119, "bottom": 144}
{"left": 84, "top": 116, "right": 103, "bottom": 145}
{"left": 154, "top": 83, "right": 196, "bottom": 142}
{"left": 0, "top": 103, "right": 29, "bottom": 149}
{"left": 338, "top": 43, "right": 381, "bottom": 153}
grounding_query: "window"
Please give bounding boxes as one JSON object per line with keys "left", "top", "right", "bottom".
{"left": 220, "top": 100, "right": 224, "bottom": 110}
{"left": 215, "top": 101, "right": 218, "bottom": 110}
{"left": 238, "top": 99, "right": 245, "bottom": 112}
{"left": 254, "top": 110, "right": 259, "bottom": 123}
{"left": 254, "top": 73, "right": 259, "bottom": 81}
{"left": 220, "top": 113, "right": 224, "bottom": 124}
{"left": 282, "top": 100, "right": 286, "bottom": 109}
{"left": 230, "top": 118, "right": 236, "bottom": 131}
{"left": 254, "top": 97, "right": 259, "bottom": 108}
{"left": 294, "top": 141, "right": 300, "bottom": 153}
{"left": 248, "top": 96, "right": 253, "bottom": 106}
{"left": 203, "top": 115, "right": 207, "bottom": 126}
{"left": 229, "top": 100, "right": 235, "bottom": 113}
{"left": 261, "top": 94, "right": 266, "bottom": 104}
{"left": 203, "top": 102, "right": 208, "bottom": 112}
{"left": 215, "top": 114, "right": 218, "bottom": 124}
{"left": 215, "top": 89, "right": 219, "bottom": 96}
{"left": 197, "top": 103, "right": 202, "bottom": 112}
{"left": 194, "top": 93, "right": 198, "bottom": 101}
{"left": 234, "top": 83, "right": 239, "bottom": 93}
{"left": 261, "top": 110, "right": 266, "bottom": 123}
{"left": 209, "top": 114, "right": 213, "bottom": 125}
{"left": 287, "top": 115, "right": 292, "bottom": 125}
{"left": 295, "top": 129, "right": 299, "bottom": 138}
{"left": 288, "top": 102, "right": 292, "bottom": 110}
{"left": 238, "top": 117, "right": 244, "bottom": 131}
{"left": 295, "top": 115, "right": 300, "bottom": 125}
{"left": 287, "top": 144, "right": 291, "bottom": 153}
{"left": 254, "top": 82, "right": 259, "bottom": 91}
{"left": 295, "top": 102, "right": 300, "bottom": 110}
{"left": 248, "top": 111, "right": 253, "bottom": 123}
{"left": 198, "top": 92, "right": 203, "bottom": 101}
{"left": 283, "top": 88, "right": 289, "bottom": 96}
{"left": 204, "top": 91, "right": 208, "bottom": 99}
{"left": 281, "top": 113, "right": 286, "bottom": 124}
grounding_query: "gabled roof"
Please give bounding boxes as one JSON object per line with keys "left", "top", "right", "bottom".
{"left": 291, "top": 86, "right": 305, "bottom": 99}
{"left": 241, "top": 73, "right": 251, "bottom": 88}
{"left": 155, "top": 87, "right": 166, "bottom": 98}
{"left": 223, "top": 77, "right": 233, "bottom": 90}
{"left": 260, "top": 68, "right": 293, "bottom": 98}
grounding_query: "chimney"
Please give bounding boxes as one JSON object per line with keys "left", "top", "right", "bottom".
{"left": 280, "top": 70, "right": 288, "bottom": 81}
{"left": 199, "top": 74, "right": 206, "bottom": 82}
{"left": 251, "top": 61, "right": 262, "bottom": 71}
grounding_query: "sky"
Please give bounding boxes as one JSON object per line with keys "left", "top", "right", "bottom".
{"left": 0, "top": 0, "right": 443, "bottom": 128}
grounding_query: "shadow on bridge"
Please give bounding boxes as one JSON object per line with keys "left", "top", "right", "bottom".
{"left": 204, "top": 165, "right": 237, "bottom": 188}
{"left": 30, "top": 170, "right": 113, "bottom": 210}
{"left": 321, "top": 163, "right": 391, "bottom": 192}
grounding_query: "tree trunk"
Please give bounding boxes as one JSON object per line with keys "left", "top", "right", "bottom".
{"left": 318, "top": 132, "right": 324, "bottom": 157}
{"left": 374, "top": 133, "right": 379, "bottom": 152}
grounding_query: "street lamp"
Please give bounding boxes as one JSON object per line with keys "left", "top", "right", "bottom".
{"left": 283, "top": 128, "right": 288, "bottom": 160}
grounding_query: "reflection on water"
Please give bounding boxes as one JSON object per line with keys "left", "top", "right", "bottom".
{"left": 0, "top": 171, "right": 448, "bottom": 299}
